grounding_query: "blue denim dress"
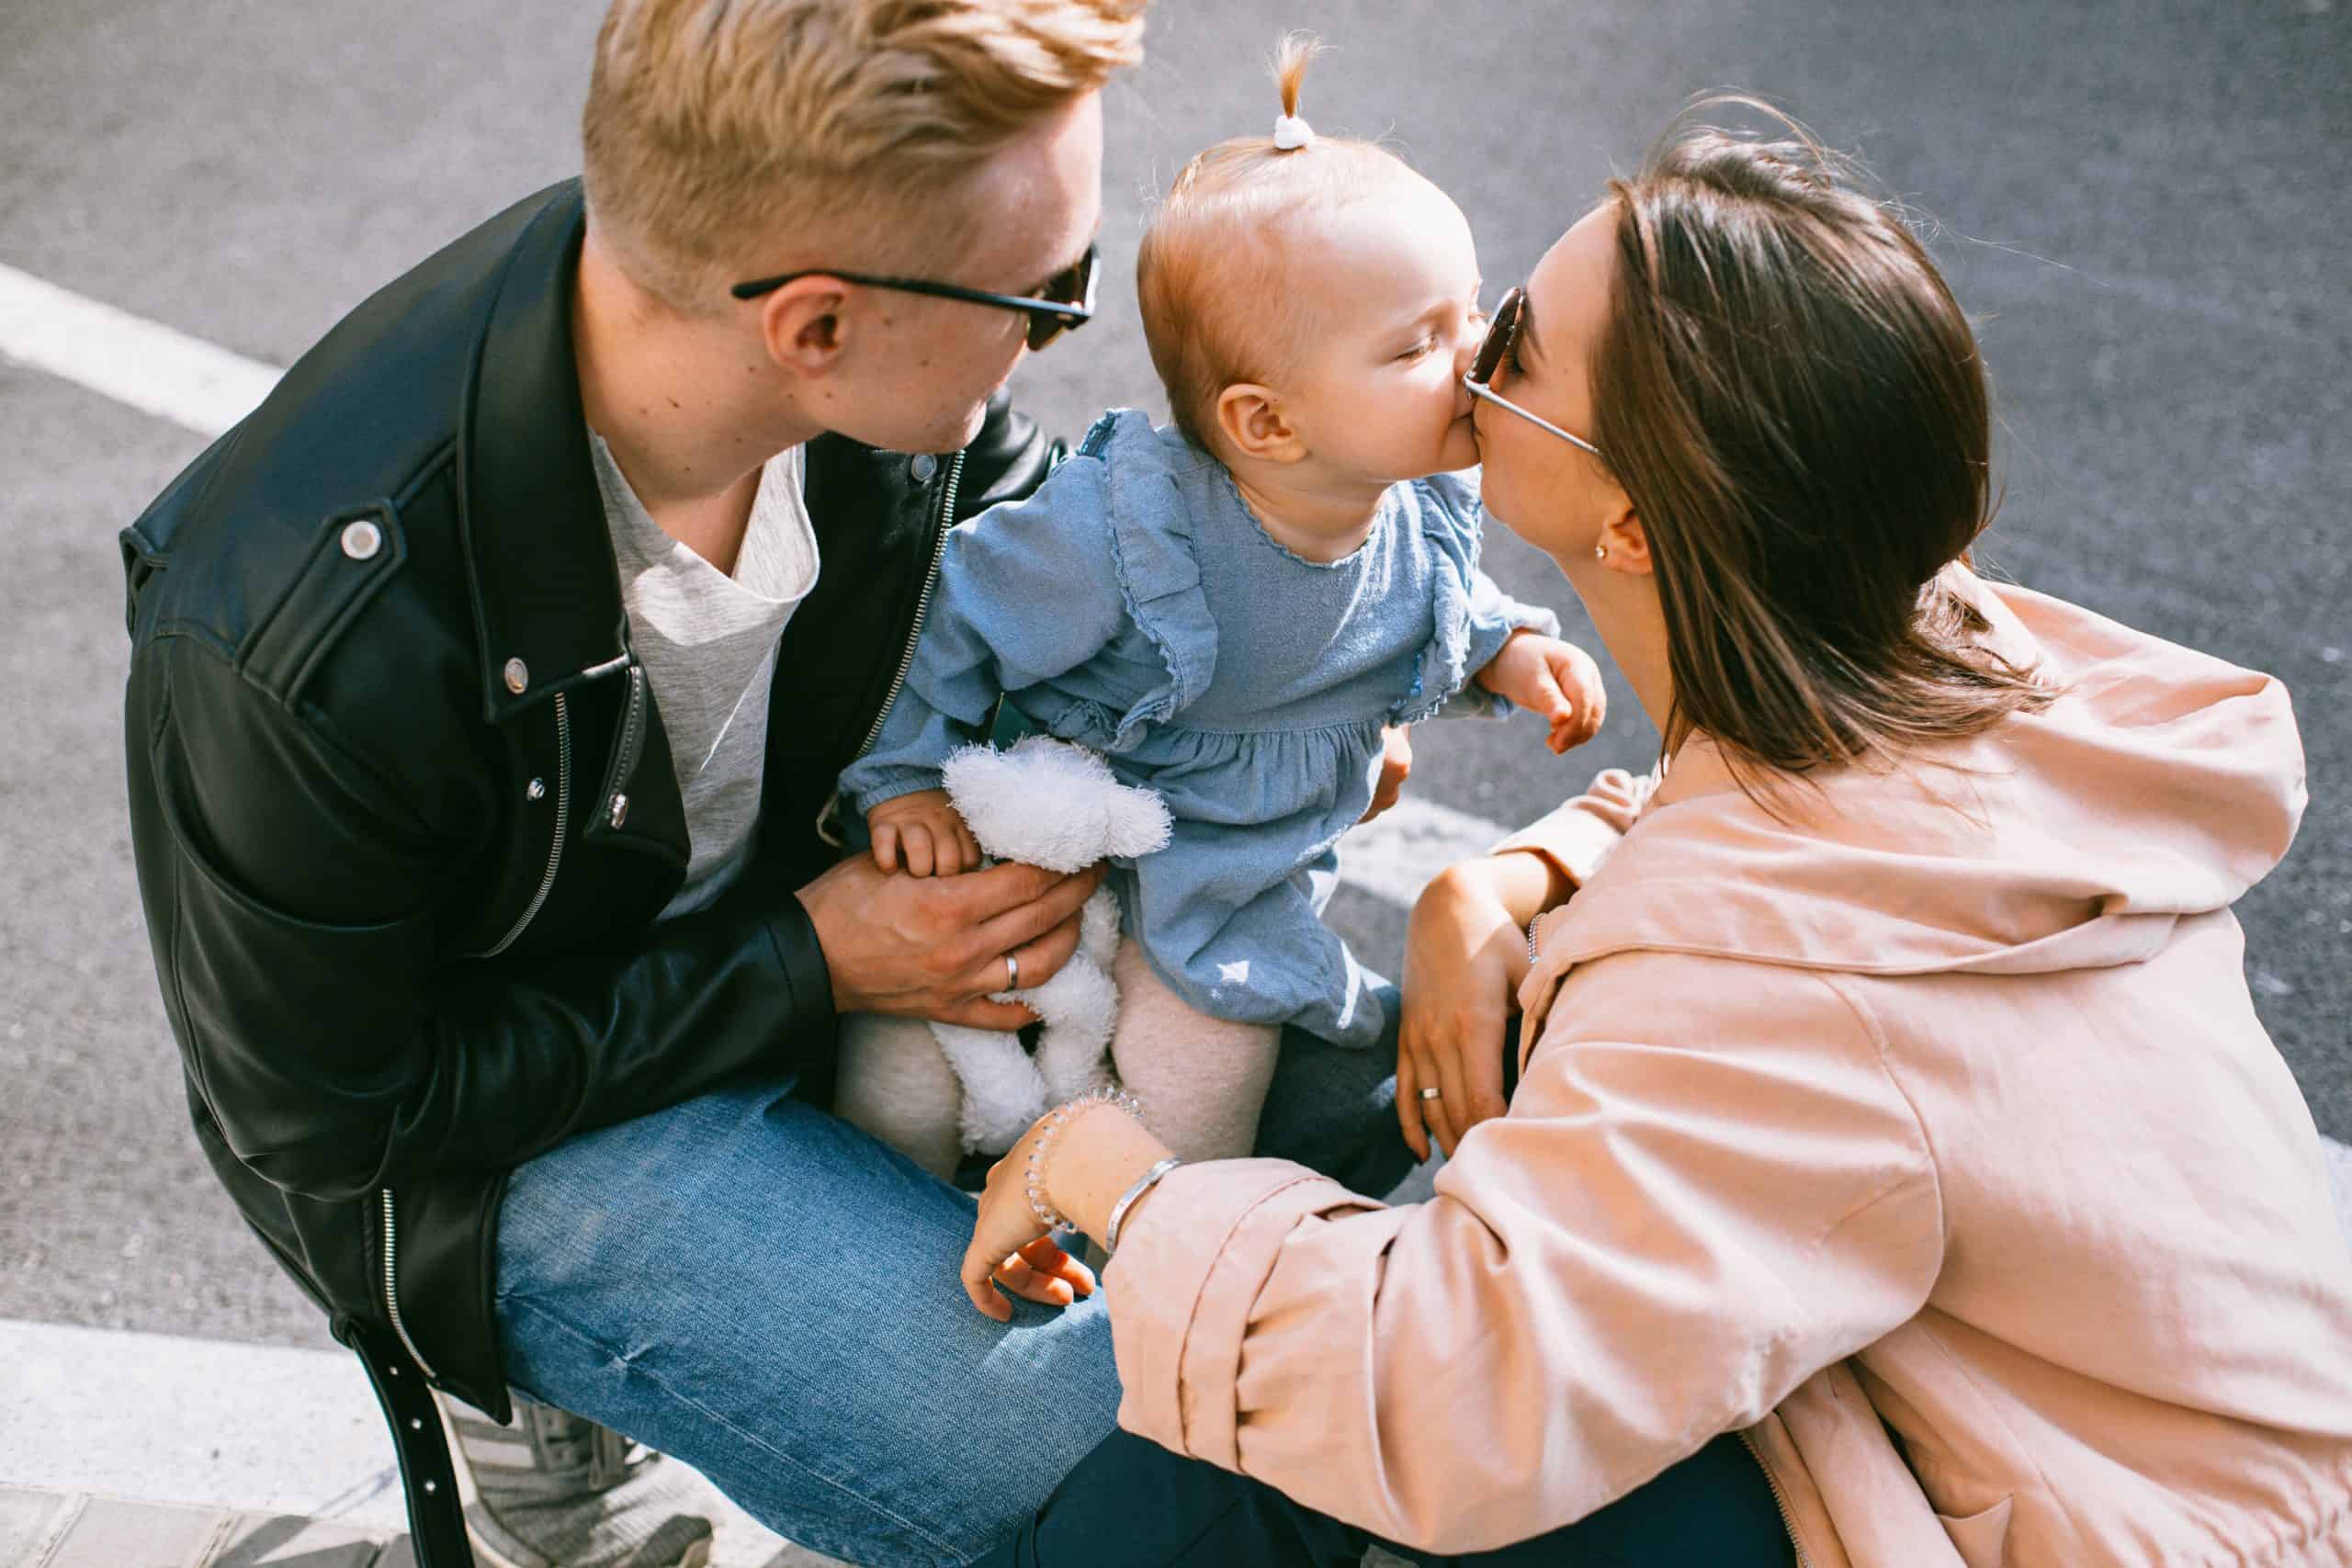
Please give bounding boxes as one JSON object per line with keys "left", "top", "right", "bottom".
{"left": 838, "top": 410, "right": 1557, "bottom": 1049}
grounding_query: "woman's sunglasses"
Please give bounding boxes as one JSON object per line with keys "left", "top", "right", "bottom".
{"left": 1464, "top": 287, "right": 1604, "bottom": 459}
{"left": 730, "top": 243, "right": 1099, "bottom": 354}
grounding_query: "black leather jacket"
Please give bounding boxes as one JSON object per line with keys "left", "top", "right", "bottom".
{"left": 119, "top": 180, "right": 1058, "bottom": 1449}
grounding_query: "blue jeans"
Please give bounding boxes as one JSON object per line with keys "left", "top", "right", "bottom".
{"left": 492, "top": 999, "right": 1415, "bottom": 1567}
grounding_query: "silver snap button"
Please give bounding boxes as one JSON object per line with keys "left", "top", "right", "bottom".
{"left": 423, "top": 1479, "right": 438, "bottom": 1495}
{"left": 409, "top": 1417, "right": 423, "bottom": 1431}
{"left": 503, "top": 657, "right": 529, "bottom": 695}
{"left": 526, "top": 778, "right": 547, "bottom": 802}
{"left": 339, "top": 519, "right": 383, "bottom": 561}
{"left": 910, "top": 454, "right": 938, "bottom": 484}
{"left": 608, "top": 794, "right": 629, "bottom": 829}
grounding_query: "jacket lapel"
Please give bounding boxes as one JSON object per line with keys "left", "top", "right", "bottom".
{"left": 450, "top": 181, "right": 686, "bottom": 893}
{"left": 455, "top": 180, "right": 632, "bottom": 727}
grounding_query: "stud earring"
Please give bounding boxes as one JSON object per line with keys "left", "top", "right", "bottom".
{"left": 1594, "top": 544, "right": 1608, "bottom": 561}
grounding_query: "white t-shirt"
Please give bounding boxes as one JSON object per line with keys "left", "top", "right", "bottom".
{"left": 588, "top": 431, "right": 820, "bottom": 919}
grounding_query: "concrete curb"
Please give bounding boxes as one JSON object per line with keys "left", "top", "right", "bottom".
{"left": 1, "top": 1485, "right": 409, "bottom": 1568}
{"left": 0, "top": 1319, "right": 838, "bottom": 1566}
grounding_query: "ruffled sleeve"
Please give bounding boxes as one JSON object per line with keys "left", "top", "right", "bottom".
{"left": 837, "top": 437, "right": 1133, "bottom": 813}
{"left": 1391, "top": 469, "right": 1560, "bottom": 724}
{"left": 1080, "top": 411, "right": 1221, "bottom": 750}
{"left": 836, "top": 411, "right": 1221, "bottom": 813}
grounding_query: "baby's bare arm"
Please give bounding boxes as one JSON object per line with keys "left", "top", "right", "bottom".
{"left": 1476, "top": 632, "right": 1609, "bottom": 754}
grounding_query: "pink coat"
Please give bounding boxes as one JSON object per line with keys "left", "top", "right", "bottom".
{"left": 1102, "top": 570, "right": 2352, "bottom": 1565}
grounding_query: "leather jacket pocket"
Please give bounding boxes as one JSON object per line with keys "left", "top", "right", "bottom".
{"left": 152, "top": 737, "right": 439, "bottom": 1201}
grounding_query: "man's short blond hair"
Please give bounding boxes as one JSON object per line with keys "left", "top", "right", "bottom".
{"left": 583, "top": 0, "right": 1146, "bottom": 313}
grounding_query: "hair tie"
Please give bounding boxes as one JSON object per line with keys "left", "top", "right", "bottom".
{"left": 1272, "top": 114, "right": 1314, "bottom": 151}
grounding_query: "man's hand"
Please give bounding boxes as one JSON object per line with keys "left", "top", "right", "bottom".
{"left": 1360, "top": 724, "right": 1413, "bottom": 823}
{"left": 867, "top": 788, "right": 984, "bottom": 877}
{"left": 1475, "top": 631, "right": 1608, "bottom": 754}
{"left": 795, "top": 853, "right": 1104, "bottom": 1031}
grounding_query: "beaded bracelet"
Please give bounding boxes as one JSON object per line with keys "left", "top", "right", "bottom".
{"left": 1026, "top": 1085, "right": 1146, "bottom": 1235}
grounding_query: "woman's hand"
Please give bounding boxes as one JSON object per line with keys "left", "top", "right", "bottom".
{"left": 960, "top": 1117, "right": 1099, "bottom": 1320}
{"left": 1397, "top": 860, "right": 1542, "bottom": 1159}
{"left": 961, "top": 1101, "right": 1172, "bottom": 1321}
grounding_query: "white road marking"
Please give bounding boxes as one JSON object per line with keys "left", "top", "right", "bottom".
{"left": 1336, "top": 795, "right": 1509, "bottom": 908}
{"left": 0, "top": 261, "right": 278, "bottom": 437}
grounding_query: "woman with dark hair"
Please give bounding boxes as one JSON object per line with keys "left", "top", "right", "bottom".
{"left": 962, "top": 107, "right": 2352, "bottom": 1566}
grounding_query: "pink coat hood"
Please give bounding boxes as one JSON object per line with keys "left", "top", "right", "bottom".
{"left": 1526, "top": 566, "right": 2305, "bottom": 989}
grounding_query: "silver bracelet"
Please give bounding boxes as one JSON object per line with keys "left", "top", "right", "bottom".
{"left": 1026, "top": 1086, "right": 1146, "bottom": 1235}
{"left": 1104, "top": 1156, "right": 1183, "bottom": 1252}
{"left": 1526, "top": 917, "right": 1542, "bottom": 965}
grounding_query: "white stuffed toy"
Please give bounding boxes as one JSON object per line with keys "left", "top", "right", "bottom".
{"left": 834, "top": 737, "right": 1172, "bottom": 1177}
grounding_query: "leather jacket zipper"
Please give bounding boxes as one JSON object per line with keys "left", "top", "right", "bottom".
{"left": 476, "top": 691, "right": 572, "bottom": 957}
{"left": 1738, "top": 1429, "right": 1814, "bottom": 1568}
{"left": 818, "top": 449, "right": 966, "bottom": 843}
{"left": 593, "top": 665, "right": 648, "bottom": 832}
{"left": 380, "top": 686, "right": 583, "bottom": 1389}
{"left": 857, "top": 448, "right": 965, "bottom": 759}
{"left": 378, "top": 1188, "right": 441, "bottom": 1383}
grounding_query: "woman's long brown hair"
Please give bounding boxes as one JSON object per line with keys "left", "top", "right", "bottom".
{"left": 1593, "top": 98, "right": 2052, "bottom": 794}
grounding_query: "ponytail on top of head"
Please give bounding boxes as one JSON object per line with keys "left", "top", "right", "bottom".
{"left": 1273, "top": 30, "right": 1320, "bottom": 122}
{"left": 1270, "top": 31, "right": 1322, "bottom": 151}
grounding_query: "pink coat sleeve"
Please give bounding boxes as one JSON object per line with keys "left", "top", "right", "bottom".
{"left": 1102, "top": 955, "right": 1942, "bottom": 1554}
{"left": 1487, "top": 765, "right": 1660, "bottom": 890}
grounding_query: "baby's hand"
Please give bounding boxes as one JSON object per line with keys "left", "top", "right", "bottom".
{"left": 868, "top": 789, "right": 984, "bottom": 877}
{"left": 1475, "top": 632, "right": 1608, "bottom": 754}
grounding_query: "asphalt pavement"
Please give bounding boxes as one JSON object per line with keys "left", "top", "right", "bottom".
{"left": 1, "top": 0, "right": 2345, "bottom": 1373}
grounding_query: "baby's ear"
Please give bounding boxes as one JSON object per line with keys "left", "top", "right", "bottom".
{"left": 1215, "top": 384, "right": 1304, "bottom": 462}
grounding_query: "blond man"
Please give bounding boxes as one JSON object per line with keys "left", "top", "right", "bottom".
{"left": 119, "top": 3, "right": 1425, "bottom": 1563}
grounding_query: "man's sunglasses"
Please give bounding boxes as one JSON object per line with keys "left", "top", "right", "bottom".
{"left": 1463, "top": 286, "right": 1604, "bottom": 459}
{"left": 730, "top": 242, "right": 1099, "bottom": 353}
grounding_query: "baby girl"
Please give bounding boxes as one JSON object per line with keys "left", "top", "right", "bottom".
{"left": 836, "top": 37, "right": 1605, "bottom": 1164}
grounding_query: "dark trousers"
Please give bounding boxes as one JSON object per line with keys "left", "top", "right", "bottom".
{"left": 972, "top": 1427, "right": 1795, "bottom": 1567}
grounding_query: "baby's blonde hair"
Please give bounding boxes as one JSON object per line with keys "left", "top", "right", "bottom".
{"left": 583, "top": 0, "right": 1147, "bottom": 314}
{"left": 1136, "top": 32, "right": 1416, "bottom": 449}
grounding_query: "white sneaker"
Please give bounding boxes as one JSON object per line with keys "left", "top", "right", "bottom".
{"left": 443, "top": 1396, "right": 715, "bottom": 1568}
